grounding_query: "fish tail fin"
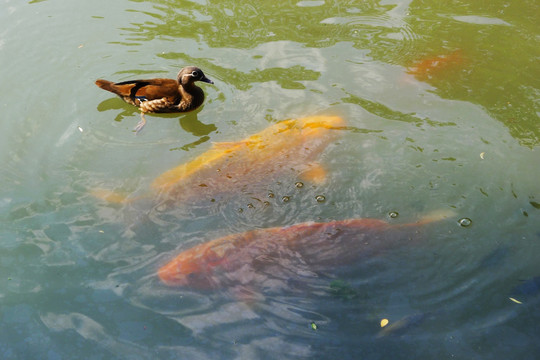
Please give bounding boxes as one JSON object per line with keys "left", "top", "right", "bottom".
{"left": 300, "top": 162, "right": 327, "bottom": 184}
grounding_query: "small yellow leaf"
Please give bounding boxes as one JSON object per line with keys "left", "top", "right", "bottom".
{"left": 480, "top": 152, "right": 485, "bottom": 159}
{"left": 380, "top": 318, "right": 389, "bottom": 328}
{"left": 509, "top": 297, "right": 522, "bottom": 304}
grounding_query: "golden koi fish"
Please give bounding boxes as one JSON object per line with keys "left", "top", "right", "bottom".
{"left": 94, "top": 115, "right": 344, "bottom": 204}
{"left": 158, "top": 210, "right": 454, "bottom": 289}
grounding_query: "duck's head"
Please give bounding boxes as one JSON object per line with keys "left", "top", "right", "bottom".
{"left": 178, "top": 66, "right": 214, "bottom": 86}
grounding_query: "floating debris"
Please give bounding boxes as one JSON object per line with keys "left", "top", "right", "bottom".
{"left": 310, "top": 322, "right": 318, "bottom": 330}
{"left": 530, "top": 201, "right": 540, "bottom": 209}
{"left": 380, "top": 318, "right": 389, "bottom": 328}
{"left": 480, "top": 152, "right": 485, "bottom": 159}
{"left": 509, "top": 297, "right": 522, "bottom": 304}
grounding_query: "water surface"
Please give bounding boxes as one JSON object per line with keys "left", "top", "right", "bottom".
{"left": 1, "top": 0, "right": 539, "bottom": 358}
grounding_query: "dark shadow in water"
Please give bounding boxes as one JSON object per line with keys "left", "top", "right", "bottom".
{"left": 178, "top": 110, "right": 217, "bottom": 137}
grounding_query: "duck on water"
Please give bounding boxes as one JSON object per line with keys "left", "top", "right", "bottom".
{"left": 95, "top": 66, "right": 213, "bottom": 133}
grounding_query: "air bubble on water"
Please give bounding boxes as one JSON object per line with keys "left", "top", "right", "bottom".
{"left": 295, "top": 182, "right": 304, "bottom": 188}
{"left": 315, "top": 195, "right": 326, "bottom": 203}
{"left": 268, "top": 193, "right": 275, "bottom": 198}
{"left": 282, "top": 196, "right": 290, "bottom": 203}
{"left": 247, "top": 203, "right": 254, "bottom": 209}
{"left": 388, "top": 211, "right": 399, "bottom": 219}
{"left": 458, "top": 217, "right": 472, "bottom": 227}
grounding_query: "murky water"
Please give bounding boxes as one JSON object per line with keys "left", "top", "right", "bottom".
{"left": 1, "top": 0, "right": 539, "bottom": 358}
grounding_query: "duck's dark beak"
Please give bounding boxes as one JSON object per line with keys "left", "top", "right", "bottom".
{"left": 201, "top": 76, "right": 214, "bottom": 84}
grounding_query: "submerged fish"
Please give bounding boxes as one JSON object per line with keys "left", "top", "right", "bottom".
{"left": 94, "top": 115, "right": 344, "bottom": 204}
{"left": 158, "top": 210, "right": 454, "bottom": 290}
{"left": 407, "top": 49, "right": 464, "bottom": 80}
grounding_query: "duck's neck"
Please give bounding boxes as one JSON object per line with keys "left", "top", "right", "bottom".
{"left": 177, "top": 83, "right": 204, "bottom": 111}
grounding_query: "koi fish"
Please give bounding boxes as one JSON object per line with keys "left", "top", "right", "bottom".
{"left": 407, "top": 49, "right": 464, "bottom": 80}
{"left": 93, "top": 115, "right": 344, "bottom": 204}
{"left": 158, "top": 210, "right": 454, "bottom": 290}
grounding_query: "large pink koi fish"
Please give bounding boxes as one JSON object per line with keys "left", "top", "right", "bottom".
{"left": 158, "top": 211, "right": 453, "bottom": 290}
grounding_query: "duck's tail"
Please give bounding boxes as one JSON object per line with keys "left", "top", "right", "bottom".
{"left": 95, "top": 79, "right": 116, "bottom": 92}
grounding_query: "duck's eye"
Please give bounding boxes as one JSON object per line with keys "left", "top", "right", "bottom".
{"left": 191, "top": 71, "right": 199, "bottom": 77}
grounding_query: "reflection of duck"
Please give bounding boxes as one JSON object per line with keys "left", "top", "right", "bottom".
{"left": 95, "top": 66, "right": 213, "bottom": 133}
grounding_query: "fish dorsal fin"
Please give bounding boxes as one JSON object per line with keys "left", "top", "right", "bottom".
{"left": 212, "top": 135, "right": 262, "bottom": 150}
{"left": 211, "top": 141, "right": 247, "bottom": 150}
{"left": 299, "top": 162, "right": 327, "bottom": 184}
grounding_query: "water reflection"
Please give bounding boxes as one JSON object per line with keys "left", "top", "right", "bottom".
{"left": 96, "top": 96, "right": 216, "bottom": 138}
{"left": 2, "top": 0, "right": 538, "bottom": 358}
{"left": 96, "top": 97, "right": 140, "bottom": 123}
{"left": 117, "top": 0, "right": 539, "bottom": 145}
{"left": 401, "top": 0, "right": 539, "bottom": 146}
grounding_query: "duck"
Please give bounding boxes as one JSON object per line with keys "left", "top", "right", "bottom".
{"left": 95, "top": 66, "right": 214, "bottom": 133}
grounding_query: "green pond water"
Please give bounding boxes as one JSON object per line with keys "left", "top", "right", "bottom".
{"left": 1, "top": 0, "right": 539, "bottom": 358}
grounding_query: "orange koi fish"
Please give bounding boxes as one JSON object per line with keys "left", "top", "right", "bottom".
{"left": 94, "top": 115, "right": 344, "bottom": 204}
{"left": 158, "top": 210, "right": 454, "bottom": 289}
{"left": 407, "top": 49, "right": 464, "bottom": 80}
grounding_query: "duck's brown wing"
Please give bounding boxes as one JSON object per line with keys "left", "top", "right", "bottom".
{"left": 112, "top": 79, "right": 180, "bottom": 101}
{"left": 96, "top": 78, "right": 180, "bottom": 102}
